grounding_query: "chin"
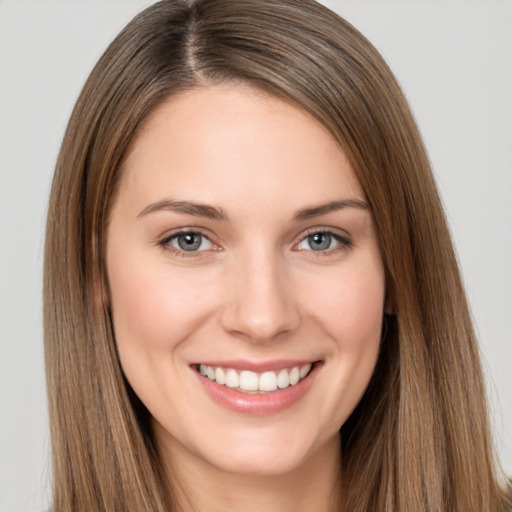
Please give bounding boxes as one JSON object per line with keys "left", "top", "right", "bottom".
{"left": 181, "top": 418, "right": 337, "bottom": 477}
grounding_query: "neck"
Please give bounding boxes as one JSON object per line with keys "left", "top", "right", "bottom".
{"left": 160, "top": 434, "right": 342, "bottom": 512}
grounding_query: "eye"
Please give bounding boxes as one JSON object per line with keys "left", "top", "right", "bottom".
{"left": 296, "top": 231, "right": 351, "bottom": 252}
{"left": 162, "top": 231, "right": 214, "bottom": 253}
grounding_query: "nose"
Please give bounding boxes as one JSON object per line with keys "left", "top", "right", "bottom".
{"left": 220, "top": 250, "right": 300, "bottom": 344}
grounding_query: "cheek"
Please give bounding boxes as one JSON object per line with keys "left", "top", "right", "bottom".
{"left": 106, "top": 259, "right": 219, "bottom": 413}
{"left": 304, "top": 262, "right": 385, "bottom": 348}
{"left": 111, "top": 272, "right": 173, "bottom": 351}
{"left": 302, "top": 264, "right": 385, "bottom": 426}
{"left": 108, "top": 257, "right": 215, "bottom": 356}
{"left": 339, "top": 278, "right": 384, "bottom": 343}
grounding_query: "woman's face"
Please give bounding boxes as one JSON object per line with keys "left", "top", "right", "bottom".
{"left": 106, "top": 85, "right": 385, "bottom": 476}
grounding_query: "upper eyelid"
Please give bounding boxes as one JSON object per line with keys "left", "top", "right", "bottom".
{"left": 160, "top": 227, "right": 213, "bottom": 242}
{"left": 296, "top": 226, "right": 351, "bottom": 241}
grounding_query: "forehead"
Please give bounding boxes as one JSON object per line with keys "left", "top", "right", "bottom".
{"left": 118, "top": 84, "right": 365, "bottom": 213}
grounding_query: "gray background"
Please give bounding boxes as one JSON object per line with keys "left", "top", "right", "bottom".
{"left": 1, "top": 1, "right": 511, "bottom": 510}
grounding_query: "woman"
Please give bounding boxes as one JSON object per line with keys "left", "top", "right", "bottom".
{"left": 43, "top": 0, "right": 511, "bottom": 510}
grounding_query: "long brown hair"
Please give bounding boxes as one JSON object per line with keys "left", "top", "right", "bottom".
{"left": 44, "top": 0, "right": 510, "bottom": 510}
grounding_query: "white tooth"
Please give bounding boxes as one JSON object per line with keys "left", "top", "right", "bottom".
{"left": 239, "top": 370, "right": 259, "bottom": 391}
{"left": 277, "top": 368, "right": 290, "bottom": 389}
{"left": 299, "top": 363, "right": 312, "bottom": 379}
{"left": 199, "top": 364, "right": 207, "bottom": 376}
{"left": 225, "top": 369, "right": 239, "bottom": 388}
{"left": 206, "top": 366, "right": 215, "bottom": 380}
{"left": 215, "top": 367, "right": 226, "bottom": 385}
{"left": 259, "top": 371, "right": 278, "bottom": 392}
{"left": 289, "top": 366, "right": 300, "bottom": 385}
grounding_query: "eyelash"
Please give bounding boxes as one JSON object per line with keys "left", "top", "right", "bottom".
{"left": 159, "top": 229, "right": 216, "bottom": 257}
{"left": 158, "top": 228, "right": 353, "bottom": 257}
{"left": 295, "top": 228, "right": 353, "bottom": 256}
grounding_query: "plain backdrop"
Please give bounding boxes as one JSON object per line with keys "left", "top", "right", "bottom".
{"left": 1, "top": 1, "right": 511, "bottom": 510}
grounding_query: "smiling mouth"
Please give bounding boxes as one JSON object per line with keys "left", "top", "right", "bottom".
{"left": 194, "top": 363, "right": 316, "bottom": 393}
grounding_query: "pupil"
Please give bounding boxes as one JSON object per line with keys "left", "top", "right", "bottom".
{"left": 178, "top": 233, "right": 201, "bottom": 251}
{"left": 309, "top": 233, "right": 331, "bottom": 251}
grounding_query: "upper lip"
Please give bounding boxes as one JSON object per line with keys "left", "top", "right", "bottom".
{"left": 191, "top": 359, "right": 321, "bottom": 372}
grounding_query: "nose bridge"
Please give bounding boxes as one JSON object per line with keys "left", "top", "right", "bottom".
{"left": 221, "top": 243, "right": 298, "bottom": 342}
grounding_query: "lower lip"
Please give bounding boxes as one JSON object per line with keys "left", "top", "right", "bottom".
{"left": 193, "top": 363, "right": 321, "bottom": 415}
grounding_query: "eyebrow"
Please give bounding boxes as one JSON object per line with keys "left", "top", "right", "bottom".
{"left": 293, "top": 199, "right": 368, "bottom": 220}
{"left": 137, "top": 199, "right": 228, "bottom": 221}
{"left": 137, "top": 198, "right": 368, "bottom": 221}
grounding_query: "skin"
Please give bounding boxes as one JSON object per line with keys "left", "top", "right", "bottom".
{"left": 106, "top": 84, "right": 386, "bottom": 511}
